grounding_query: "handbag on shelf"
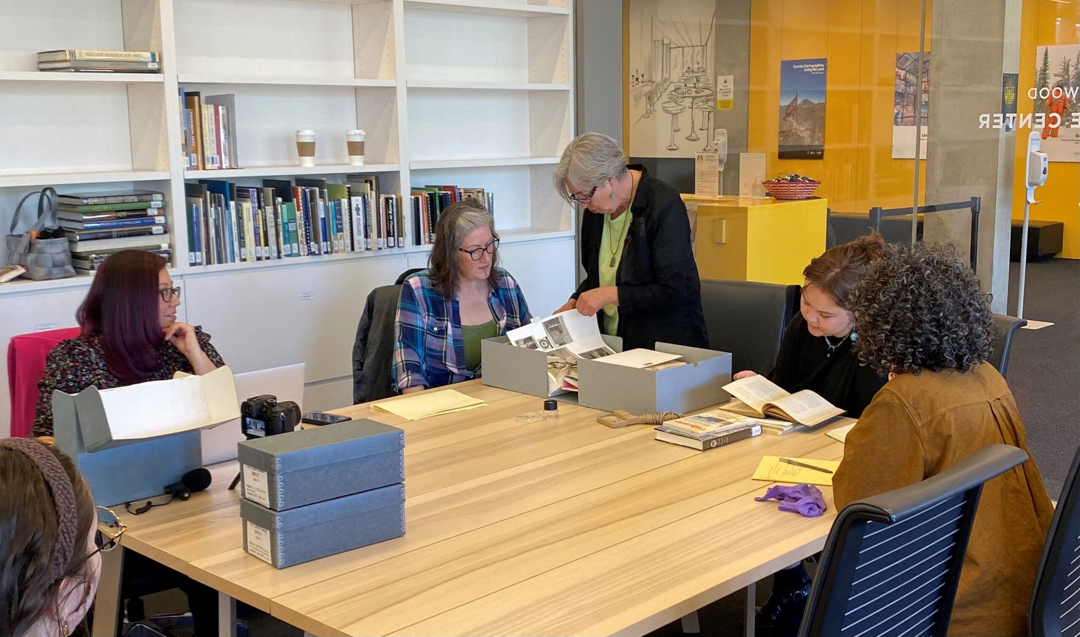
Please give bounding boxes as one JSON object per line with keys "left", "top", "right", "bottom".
{"left": 5, "top": 187, "right": 76, "bottom": 281}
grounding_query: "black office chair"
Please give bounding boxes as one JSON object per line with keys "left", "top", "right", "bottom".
{"left": 1029, "top": 445, "right": 1080, "bottom": 637}
{"left": 989, "top": 313, "right": 1026, "bottom": 379}
{"left": 798, "top": 444, "right": 1029, "bottom": 637}
{"left": 352, "top": 268, "right": 425, "bottom": 404}
{"left": 699, "top": 279, "right": 800, "bottom": 375}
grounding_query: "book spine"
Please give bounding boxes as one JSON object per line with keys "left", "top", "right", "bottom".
{"left": 201, "top": 106, "right": 218, "bottom": 170}
{"left": 318, "top": 190, "right": 330, "bottom": 254}
{"left": 386, "top": 196, "right": 396, "bottom": 249}
{"left": 701, "top": 425, "right": 760, "bottom": 450}
{"left": 69, "top": 50, "right": 158, "bottom": 62}
{"left": 216, "top": 105, "right": 229, "bottom": 170}
{"left": 68, "top": 216, "right": 165, "bottom": 230}
{"left": 292, "top": 188, "right": 307, "bottom": 257}
{"left": 187, "top": 203, "right": 197, "bottom": 266}
{"left": 275, "top": 197, "right": 288, "bottom": 257}
{"left": 228, "top": 200, "right": 239, "bottom": 263}
{"left": 266, "top": 198, "right": 278, "bottom": 259}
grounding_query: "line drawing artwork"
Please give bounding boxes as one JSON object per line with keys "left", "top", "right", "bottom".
{"left": 628, "top": 0, "right": 717, "bottom": 158}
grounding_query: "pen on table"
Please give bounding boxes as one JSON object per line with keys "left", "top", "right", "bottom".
{"left": 779, "top": 457, "right": 834, "bottom": 474}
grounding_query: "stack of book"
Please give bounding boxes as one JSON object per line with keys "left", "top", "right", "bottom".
{"left": 184, "top": 174, "right": 402, "bottom": 266}
{"left": 654, "top": 410, "right": 762, "bottom": 451}
{"left": 38, "top": 50, "right": 159, "bottom": 73}
{"left": 57, "top": 190, "right": 171, "bottom": 272}
{"left": 409, "top": 184, "right": 494, "bottom": 247}
{"left": 180, "top": 90, "right": 238, "bottom": 171}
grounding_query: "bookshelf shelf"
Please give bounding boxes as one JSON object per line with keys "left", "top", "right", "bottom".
{"left": 0, "top": 171, "right": 172, "bottom": 189}
{"left": 183, "top": 164, "right": 400, "bottom": 179}
{"left": 406, "top": 80, "right": 570, "bottom": 91}
{"left": 178, "top": 75, "right": 396, "bottom": 88}
{"left": 410, "top": 157, "right": 560, "bottom": 170}
{"left": 0, "top": 273, "right": 95, "bottom": 296}
{"left": 182, "top": 247, "right": 412, "bottom": 277}
{"left": 404, "top": 0, "right": 569, "bottom": 18}
{"left": 0, "top": 71, "right": 165, "bottom": 84}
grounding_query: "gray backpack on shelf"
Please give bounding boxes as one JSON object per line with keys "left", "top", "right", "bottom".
{"left": 5, "top": 187, "right": 75, "bottom": 281}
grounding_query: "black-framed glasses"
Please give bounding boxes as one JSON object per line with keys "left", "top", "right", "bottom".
{"left": 159, "top": 286, "right": 181, "bottom": 302}
{"left": 89, "top": 506, "right": 127, "bottom": 560}
{"left": 459, "top": 237, "right": 499, "bottom": 261}
{"left": 569, "top": 186, "right": 598, "bottom": 204}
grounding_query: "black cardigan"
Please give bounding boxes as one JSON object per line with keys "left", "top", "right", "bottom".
{"left": 572, "top": 165, "right": 708, "bottom": 351}
{"left": 768, "top": 313, "right": 887, "bottom": 418}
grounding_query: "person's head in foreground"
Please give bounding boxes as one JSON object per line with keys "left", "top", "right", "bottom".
{"left": 800, "top": 232, "right": 886, "bottom": 339}
{"left": 0, "top": 440, "right": 114, "bottom": 636}
{"left": 848, "top": 241, "right": 994, "bottom": 376}
{"left": 429, "top": 200, "right": 500, "bottom": 296}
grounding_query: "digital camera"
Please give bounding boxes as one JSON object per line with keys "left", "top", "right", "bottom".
{"left": 241, "top": 394, "right": 300, "bottom": 438}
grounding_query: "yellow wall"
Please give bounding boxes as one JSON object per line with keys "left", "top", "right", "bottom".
{"left": 1013, "top": 0, "right": 1079, "bottom": 258}
{"left": 747, "top": 0, "right": 931, "bottom": 213}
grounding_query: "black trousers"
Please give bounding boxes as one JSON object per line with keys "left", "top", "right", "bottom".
{"left": 121, "top": 550, "right": 219, "bottom": 637}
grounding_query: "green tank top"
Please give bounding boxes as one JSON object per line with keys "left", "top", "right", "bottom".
{"left": 462, "top": 319, "right": 499, "bottom": 372}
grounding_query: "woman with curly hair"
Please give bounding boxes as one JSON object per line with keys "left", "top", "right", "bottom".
{"left": 834, "top": 242, "right": 1054, "bottom": 637}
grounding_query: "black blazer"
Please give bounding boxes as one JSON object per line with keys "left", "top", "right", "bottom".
{"left": 572, "top": 165, "right": 708, "bottom": 351}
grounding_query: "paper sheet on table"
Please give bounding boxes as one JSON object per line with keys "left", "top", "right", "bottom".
{"left": 95, "top": 365, "right": 240, "bottom": 440}
{"left": 826, "top": 422, "right": 857, "bottom": 444}
{"left": 372, "top": 389, "right": 486, "bottom": 421}
{"left": 594, "top": 348, "right": 682, "bottom": 369}
{"left": 752, "top": 455, "right": 840, "bottom": 486}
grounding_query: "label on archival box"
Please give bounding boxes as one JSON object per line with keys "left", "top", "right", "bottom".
{"left": 246, "top": 521, "right": 273, "bottom": 565}
{"left": 242, "top": 465, "right": 271, "bottom": 508}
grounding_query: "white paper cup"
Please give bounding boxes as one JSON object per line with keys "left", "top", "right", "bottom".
{"left": 296, "top": 130, "right": 316, "bottom": 167}
{"left": 346, "top": 129, "right": 366, "bottom": 166}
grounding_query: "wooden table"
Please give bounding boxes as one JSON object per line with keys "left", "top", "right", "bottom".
{"left": 94, "top": 381, "right": 845, "bottom": 637}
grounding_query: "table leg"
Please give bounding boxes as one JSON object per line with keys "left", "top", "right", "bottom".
{"left": 680, "top": 610, "right": 701, "bottom": 634}
{"left": 218, "top": 592, "right": 237, "bottom": 637}
{"left": 744, "top": 582, "right": 756, "bottom": 637}
{"left": 92, "top": 547, "right": 124, "bottom": 636}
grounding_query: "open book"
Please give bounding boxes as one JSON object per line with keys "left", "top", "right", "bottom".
{"left": 721, "top": 375, "right": 845, "bottom": 427}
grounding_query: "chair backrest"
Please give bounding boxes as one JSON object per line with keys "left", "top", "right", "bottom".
{"left": 699, "top": 279, "right": 800, "bottom": 374}
{"left": 799, "top": 444, "right": 1029, "bottom": 637}
{"left": 6, "top": 327, "right": 82, "bottom": 437}
{"left": 353, "top": 284, "right": 405, "bottom": 404}
{"left": 1029, "top": 445, "right": 1080, "bottom": 637}
{"left": 395, "top": 267, "right": 423, "bottom": 285}
{"left": 989, "top": 313, "right": 1025, "bottom": 379}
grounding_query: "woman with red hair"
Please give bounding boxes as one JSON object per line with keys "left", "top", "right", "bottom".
{"left": 33, "top": 249, "right": 224, "bottom": 437}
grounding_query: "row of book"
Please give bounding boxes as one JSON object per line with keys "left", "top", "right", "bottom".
{"left": 56, "top": 189, "right": 172, "bottom": 273}
{"left": 38, "top": 49, "right": 160, "bottom": 73}
{"left": 184, "top": 175, "right": 404, "bottom": 266}
{"left": 180, "top": 90, "right": 238, "bottom": 171}
{"left": 408, "top": 185, "right": 494, "bottom": 247}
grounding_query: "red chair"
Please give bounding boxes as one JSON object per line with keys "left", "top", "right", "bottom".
{"left": 7, "top": 327, "right": 81, "bottom": 438}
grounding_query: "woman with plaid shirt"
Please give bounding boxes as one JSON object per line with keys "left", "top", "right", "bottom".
{"left": 393, "top": 201, "right": 532, "bottom": 393}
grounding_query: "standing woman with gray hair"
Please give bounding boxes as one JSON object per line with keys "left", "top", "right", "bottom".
{"left": 393, "top": 200, "right": 532, "bottom": 393}
{"left": 553, "top": 132, "right": 707, "bottom": 350}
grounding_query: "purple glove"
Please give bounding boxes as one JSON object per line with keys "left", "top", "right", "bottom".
{"left": 755, "top": 484, "right": 827, "bottom": 517}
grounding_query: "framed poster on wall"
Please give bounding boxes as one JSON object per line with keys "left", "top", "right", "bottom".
{"left": 778, "top": 58, "right": 827, "bottom": 160}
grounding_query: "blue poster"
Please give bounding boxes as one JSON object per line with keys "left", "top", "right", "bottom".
{"left": 779, "top": 58, "right": 828, "bottom": 160}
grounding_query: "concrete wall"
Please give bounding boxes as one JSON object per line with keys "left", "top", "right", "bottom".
{"left": 576, "top": 0, "right": 624, "bottom": 144}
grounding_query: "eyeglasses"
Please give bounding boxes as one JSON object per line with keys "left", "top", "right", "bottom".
{"left": 159, "top": 286, "right": 181, "bottom": 302}
{"left": 569, "top": 186, "right": 599, "bottom": 204}
{"left": 459, "top": 237, "right": 499, "bottom": 261}
{"left": 88, "top": 506, "right": 127, "bottom": 560}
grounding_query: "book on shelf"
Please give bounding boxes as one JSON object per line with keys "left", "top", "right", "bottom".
{"left": 38, "top": 50, "right": 158, "bottom": 63}
{"left": 69, "top": 235, "right": 170, "bottom": 253}
{"left": 72, "top": 247, "right": 172, "bottom": 273}
{"left": 38, "top": 59, "right": 160, "bottom": 72}
{"left": 66, "top": 226, "right": 167, "bottom": 242}
{"left": 180, "top": 93, "right": 237, "bottom": 171}
{"left": 58, "top": 190, "right": 163, "bottom": 206}
{"left": 721, "top": 376, "right": 846, "bottom": 427}
{"left": 59, "top": 200, "right": 162, "bottom": 213}
{"left": 654, "top": 424, "right": 761, "bottom": 451}
{"left": 409, "top": 184, "right": 494, "bottom": 247}
{"left": 60, "top": 215, "right": 166, "bottom": 231}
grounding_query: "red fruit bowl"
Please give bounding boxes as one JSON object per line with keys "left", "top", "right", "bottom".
{"left": 762, "top": 179, "right": 821, "bottom": 200}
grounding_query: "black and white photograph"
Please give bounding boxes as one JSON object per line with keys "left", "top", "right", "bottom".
{"left": 513, "top": 336, "right": 540, "bottom": 350}
{"left": 578, "top": 346, "right": 616, "bottom": 360}
{"left": 542, "top": 316, "right": 572, "bottom": 347}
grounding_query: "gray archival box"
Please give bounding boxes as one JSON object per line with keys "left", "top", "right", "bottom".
{"left": 237, "top": 418, "right": 404, "bottom": 511}
{"left": 240, "top": 483, "right": 405, "bottom": 569}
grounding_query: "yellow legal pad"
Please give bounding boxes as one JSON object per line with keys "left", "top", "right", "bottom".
{"left": 372, "top": 389, "right": 487, "bottom": 421}
{"left": 752, "top": 456, "right": 841, "bottom": 486}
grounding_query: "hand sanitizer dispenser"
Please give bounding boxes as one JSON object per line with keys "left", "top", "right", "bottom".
{"left": 1017, "top": 132, "right": 1048, "bottom": 319}
{"left": 714, "top": 129, "right": 728, "bottom": 194}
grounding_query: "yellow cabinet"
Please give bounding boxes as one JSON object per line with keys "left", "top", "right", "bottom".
{"left": 683, "top": 195, "right": 828, "bottom": 285}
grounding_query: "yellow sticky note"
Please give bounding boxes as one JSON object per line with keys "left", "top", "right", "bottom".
{"left": 373, "top": 389, "right": 486, "bottom": 421}
{"left": 752, "top": 456, "right": 840, "bottom": 486}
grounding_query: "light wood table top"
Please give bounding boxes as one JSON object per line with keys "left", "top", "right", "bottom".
{"left": 116, "top": 380, "right": 846, "bottom": 636}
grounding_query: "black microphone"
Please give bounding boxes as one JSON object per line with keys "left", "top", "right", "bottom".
{"left": 165, "top": 468, "right": 212, "bottom": 501}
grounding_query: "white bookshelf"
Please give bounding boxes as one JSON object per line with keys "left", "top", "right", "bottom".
{"left": 0, "top": 0, "right": 575, "bottom": 437}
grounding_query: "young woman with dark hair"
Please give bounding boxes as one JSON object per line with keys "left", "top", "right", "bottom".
{"left": 734, "top": 234, "right": 890, "bottom": 636}
{"left": 393, "top": 200, "right": 532, "bottom": 393}
{"left": 33, "top": 250, "right": 225, "bottom": 438}
{"left": 0, "top": 439, "right": 106, "bottom": 636}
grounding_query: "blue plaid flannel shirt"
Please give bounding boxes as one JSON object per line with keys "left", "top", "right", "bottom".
{"left": 393, "top": 268, "right": 532, "bottom": 392}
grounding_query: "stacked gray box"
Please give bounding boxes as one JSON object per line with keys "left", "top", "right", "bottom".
{"left": 237, "top": 419, "right": 405, "bottom": 568}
